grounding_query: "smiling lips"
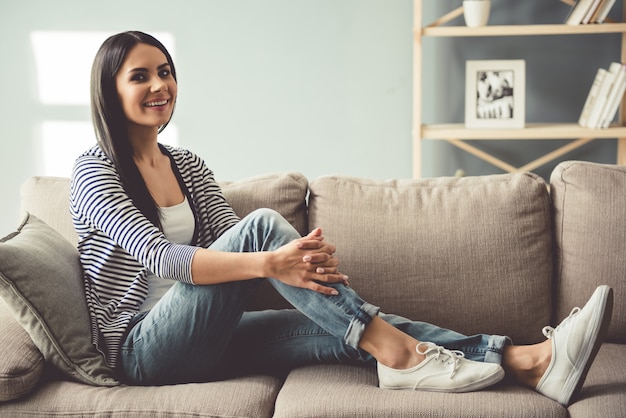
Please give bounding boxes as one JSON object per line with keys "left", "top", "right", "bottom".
{"left": 144, "top": 99, "right": 169, "bottom": 108}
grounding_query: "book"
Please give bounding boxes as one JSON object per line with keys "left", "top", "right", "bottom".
{"left": 566, "top": 0, "right": 601, "bottom": 25}
{"left": 586, "top": 65, "right": 618, "bottom": 128}
{"left": 591, "top": 0, "right": 617, "bottom": 23}
{"left": 597, "top": 62, "right": 624, "bottom": 127}
{"left": 581, "top": 0, "right": 602, "bottom": 23}
{"left": 600, "top": 64, "right": 626, "bottom": 128}
{"left": 579, "top": 68, "right": 607, "bottom": 126}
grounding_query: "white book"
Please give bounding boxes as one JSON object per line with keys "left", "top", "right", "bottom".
{"left": 598, "top": 62, "right": 625, "bottom": 127}
{"left": 587, "top": 66, "right": 618, "bottom": 128}
{"left": 566, "top": 0, "right": 600, "bottom": 25}
{"left": 579, "top": 68, "right": 607, "bottom": 126}
{"left": 581, "top": 0, "right": 602, "bottom": 23}
{"left": 601, "top": 65, "right": 626, "bottom": 128}
{"left": 592, "top": 0, "right": 617, "bottom": 23}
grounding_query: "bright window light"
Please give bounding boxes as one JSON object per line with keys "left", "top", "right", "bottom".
{"left": 41, "top": 121, "right": 179, "bottom": 177}
{"left": 31, "top": 31, "right": 175, "bottom": 105}
{"left": 41, "top": 121, "right": 96, "bottom": 177}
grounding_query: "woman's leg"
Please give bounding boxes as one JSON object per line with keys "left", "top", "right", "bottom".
{"left": 118, "top": 279, "right": 262, "bottom": 385}
{"left": 120, "top": 208, "right": 505, "bottom": 390}
{"left": 240, "top": 210, "right": 505, "bottom": 391}
{"left": 118, "top": 209, "right": 291, "bottom": 385}
{"left": 219, "top": 309, "right": 507, "bottom": 375}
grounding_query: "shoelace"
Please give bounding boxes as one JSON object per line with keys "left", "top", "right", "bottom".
{"left": 417, "top": 342, "right": 464, "bottom": 378}
{"left": 542, "top": 307, "right": 581, "bottom": 339}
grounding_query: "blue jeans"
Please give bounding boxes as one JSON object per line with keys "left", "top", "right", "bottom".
{"left": 118, "top": 209, "right": 508, "bottom": 385}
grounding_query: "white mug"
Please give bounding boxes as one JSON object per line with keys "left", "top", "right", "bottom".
{"left": 463, "top": 0, "right": 491, "bottom": 28}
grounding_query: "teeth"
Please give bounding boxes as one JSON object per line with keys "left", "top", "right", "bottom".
{"left": 145, "top": 100, "right": 167, "bottom": 107}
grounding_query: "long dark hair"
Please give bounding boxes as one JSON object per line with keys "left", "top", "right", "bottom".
{"left": 90, "top": 31, "right": 177, "bottom": 229}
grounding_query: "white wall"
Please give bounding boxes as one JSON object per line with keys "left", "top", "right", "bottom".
{"left": 0, "top": 0, "right": 413, "bottom": 235}
{"left": 0, "top": 1, "right": 622, "bottom": 236}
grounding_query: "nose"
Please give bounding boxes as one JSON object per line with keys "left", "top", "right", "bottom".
{"left": 151, "top": 78, "right": 167, "bottom": 93}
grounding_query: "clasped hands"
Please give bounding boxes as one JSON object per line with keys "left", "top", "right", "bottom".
{"left": 270, "top": 227, "right": 349, "bottom": 295}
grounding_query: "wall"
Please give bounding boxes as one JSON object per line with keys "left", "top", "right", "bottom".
{"left": 0, "top": 0, "right": 413, "bottom": 235}
{"left": 0, "top": 0, "right": 622, "bottom": 236}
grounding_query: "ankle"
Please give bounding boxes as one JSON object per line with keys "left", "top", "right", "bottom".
{"left": 503, "top": 341, "right": 552, "bottom": 388}
{"left": 360, "top": 317, "right": 426, "bottom": 369}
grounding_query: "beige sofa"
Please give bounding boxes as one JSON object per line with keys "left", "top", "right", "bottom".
{"left": 0, "top": 160, "right": 624, "bottom": 417}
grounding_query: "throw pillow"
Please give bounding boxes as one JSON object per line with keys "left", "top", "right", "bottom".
{"left": 0, "top": 214, "right": 119, "bottom": 386}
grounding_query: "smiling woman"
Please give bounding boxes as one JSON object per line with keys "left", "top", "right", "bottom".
{"left": 114, "top": 43, "right": 178, "bottom": 138}
{"left": 63, "top": 31, "right": 615, "bottom": 404}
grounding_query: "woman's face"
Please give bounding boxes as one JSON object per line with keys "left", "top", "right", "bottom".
{"left": 115, "top": 43, "right": 177, "bottom": 134}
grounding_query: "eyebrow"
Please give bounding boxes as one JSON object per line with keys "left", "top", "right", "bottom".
{"left": 127, "top": 63, "right": 171, "bottom": 73}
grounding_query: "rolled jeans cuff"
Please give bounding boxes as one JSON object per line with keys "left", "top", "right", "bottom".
{"left": 344, "top": 302, "right": 380, "bottom": 349}
{"left": 483, "top": 335, "right": 511, "bottom": 364}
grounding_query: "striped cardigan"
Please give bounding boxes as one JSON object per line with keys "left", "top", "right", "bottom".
{"left": 69, "top": 144, "right": 240, "bottom": 368}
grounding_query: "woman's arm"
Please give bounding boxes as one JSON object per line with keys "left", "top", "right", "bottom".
{"left": 191, "top": 228, "right": 348, "bottom": 295}
{"left": 70, "top": 155, "right": 199, "bottom": 284}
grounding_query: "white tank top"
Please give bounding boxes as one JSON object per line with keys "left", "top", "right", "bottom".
{"left": 140, "top": 196, "right": 195, "bottom": 312}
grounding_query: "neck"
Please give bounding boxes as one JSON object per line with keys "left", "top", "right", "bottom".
{"left": 128, "top": 125, "right": 162, "bottom": 166}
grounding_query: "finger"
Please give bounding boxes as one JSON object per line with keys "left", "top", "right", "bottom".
{"left": 311, "top": 272, "right": 348, "bottom": 284}
{"left": 303, "top": 253, "right": 337, "bottom": 264}
{"left": 308, "top": 282, "right": 339, "bottom": 296}
{"left": 314, "top": 269, "right": 349, "bottom": 286}
{"left": 296, "top": 239, "right": 326, "bottom": 250}
{"left": 304, "top": 228, "right": 323, "bottom": 240}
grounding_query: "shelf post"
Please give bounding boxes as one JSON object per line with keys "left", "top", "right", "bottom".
{"left": 617, "top": 1, "right": 626, "bottom": 165}
{"left": 413, "top": 0, "right": 423, "bottom": 178}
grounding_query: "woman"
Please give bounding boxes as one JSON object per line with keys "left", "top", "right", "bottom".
{"left": 70, "top": 31, "right": 612, "bottom": 405}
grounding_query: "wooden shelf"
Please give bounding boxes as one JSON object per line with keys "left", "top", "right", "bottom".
{"left": 421, "top": 23, "right": 626, "bottom": 37}
{"left": 413, "top": 0, "right": 626, "bottom": 177}
{"left": 422, "top": 123, "right": 626, "bottom": 140}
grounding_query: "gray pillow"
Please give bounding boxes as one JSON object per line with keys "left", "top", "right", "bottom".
{"left": 0, "top": 214, "right": 118, "bottom": 386}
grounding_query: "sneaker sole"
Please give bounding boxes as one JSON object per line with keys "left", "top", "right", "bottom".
{"left": 380, "top": 367, "right": 505, "bottom": 393}
{"left": 562, "top": 286, "right": 614, "bottom": 406}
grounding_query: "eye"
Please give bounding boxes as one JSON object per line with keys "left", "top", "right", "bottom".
{"left": 130, "top": 73, "right": 147, "bottom": 82}
{"left": 159, "top": 69, "right": 171, "bottom": 78}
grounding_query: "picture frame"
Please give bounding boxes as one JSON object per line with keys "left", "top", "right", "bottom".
{"left": 465, "top": 60, "right": 525, "bottom": 129}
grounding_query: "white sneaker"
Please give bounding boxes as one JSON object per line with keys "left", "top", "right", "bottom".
{"left": 378, "top": 342, "right": 505, "bottom": 393}
{"left": 536, "top": 285, "right": 613, "bottom": 406}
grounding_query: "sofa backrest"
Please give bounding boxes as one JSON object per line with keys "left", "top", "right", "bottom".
{"left": 21, "top": 177, "right": 77, "bottom": 246}
{"left": 308, "top": 172, "right": 554, "bottom": 345}
{"left": 19, "top": 172, "right": 310, "bottom": 311}
{"left": 20, "top": 172, "right": 310, "bottom": 246}
{"left": 551, "top": 161, "right": 626, "bottom": 343}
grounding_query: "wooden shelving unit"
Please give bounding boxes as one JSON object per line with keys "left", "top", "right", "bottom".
{"left": 413, "top": 0, "right": 626, "bottom": 177}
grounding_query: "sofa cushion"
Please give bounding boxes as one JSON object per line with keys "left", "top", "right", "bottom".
{"left": 567, "top": 343, "right": 626, "bottom": 416}
{"left": 550, "top": 161, "right": 626, "bottom": 343}
{"left": 0, "top": 299, "right": 44, "bottom": 401}
{"left": 20, "top": 176, "right": 77, "bottom": 246}
{"left": 308, "top": 173, "right": 553, "bottom": 344}
{"left": 0, "top": 214, "right": 118, "bottom": 386}
{"left": 273, "top": 364, "right": 567, "bottom": 418}
{"left": 0, "top": 374, "right": 282, "bottom": 417}
{"left": 221, "top": 172, "right": 309, "bottom": 237}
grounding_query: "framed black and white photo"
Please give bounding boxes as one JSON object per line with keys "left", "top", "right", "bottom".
{"left": 465, "top": 60, "right": 525, "bottom": 129}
